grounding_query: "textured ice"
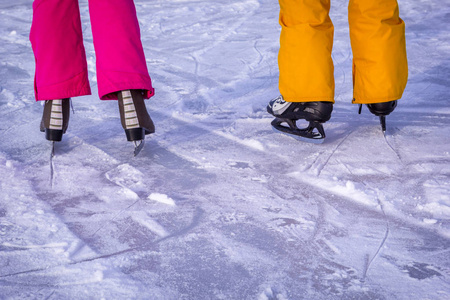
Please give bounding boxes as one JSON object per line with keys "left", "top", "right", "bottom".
{"left": 0, "top": 0, "right": 449, "bottom": 299}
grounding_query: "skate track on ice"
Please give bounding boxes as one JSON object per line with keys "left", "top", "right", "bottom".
{"left": 1, "top": 0, "right": 449, "bottom": 299}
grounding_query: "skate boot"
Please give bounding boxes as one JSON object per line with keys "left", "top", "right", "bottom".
{"left": 361, "top": 100, "right": 397, "bottom": 132}
{"left": 40, "top": 98, "right": 70, "bottom": 142}
{"left": 267, "top": 95, "right": 333, "bottom": 142}
{"left": 117, "top": 90, "right": 155, "bottom": 156}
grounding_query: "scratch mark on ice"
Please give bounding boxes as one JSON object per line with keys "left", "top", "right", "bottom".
{"left": 314, "top": 130, "right": 353, "bottom": 177}
{"left": 383, "top": 133, "right": 402, "bottom": 162}
{"left": 0, "top": 242, "right": 68, "bottom": 250}
{"left": 361, "top": 190, "right": 390, "bottom": 283}
{"left": 0, "top": 208, "right": 204, "bottom": 278}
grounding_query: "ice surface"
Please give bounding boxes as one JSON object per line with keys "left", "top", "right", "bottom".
{"left": 0, "top": 0, "right": 449, "bottom": 299}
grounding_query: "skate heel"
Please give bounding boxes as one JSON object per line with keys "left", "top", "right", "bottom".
{"left": 367, "top": 101, "right": 397, "bottom": 116}
{"left": 45, "top": 129, "right": 63, "bottom": 142}
{"left": 125, "top": 128, "right": 145, "bottom": 141}
{"left": 365, "top": 100, "right": 397, "bottom": 132}
{"left": 40, "top": 98, "right": 70, "bottom": 142}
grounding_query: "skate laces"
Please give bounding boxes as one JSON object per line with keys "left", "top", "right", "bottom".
{"left": 274, "top": 95, "right": 285, "bottom": 104}
{"left": 121, "top": 90, "right": 140, "bottom": 130}
{"left": 48, "top": 99, "right": 63, "bottom": 130}
{"left": 269, "top": 95, "right": 286, "bottom": 109}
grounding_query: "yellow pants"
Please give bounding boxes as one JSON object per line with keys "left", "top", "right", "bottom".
{"left": 278, "top": 0, "right": 408, "bottom": 104}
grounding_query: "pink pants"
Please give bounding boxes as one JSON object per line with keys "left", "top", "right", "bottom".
{"left": 30, "top": 0, "right": 154, "bottom": 101}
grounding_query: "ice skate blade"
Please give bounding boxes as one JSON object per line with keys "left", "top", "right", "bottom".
{"left": 271, "top": 118, "right": 326, "bottom": 144}
{"left": 271, "top": 127, "right": 324, "bottom": 144}
{"left": 133, "top": 139, "right": 145, "bottom": 156}
{"left": 51, "top": 141, "right": 56, "bottom": 157}
{"left": 125, "top": 128, "right": 145, "bottom": 142}
{"left": 379, "top": 116, "right": 387, "bottom": 133}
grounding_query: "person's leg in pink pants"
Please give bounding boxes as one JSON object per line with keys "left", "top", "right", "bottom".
{"left": 89, "top": 0, "right": 154, "bottom": 100}
{"left": 30, "top": 0, "right": 91, "bottom": 101}
{"left": 30, "top": 0, "right": 155, "bottom": 148}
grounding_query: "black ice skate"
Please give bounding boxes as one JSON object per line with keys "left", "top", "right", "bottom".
{"left": 118, "top": 90, "right": 155, "bottom": 156}
{"left": 40, "top": 98, "right": 71, "bottom": 142}
{"left": 267, "top": 96, "right": 333, "bottom": 143}
{"left": 359, "top": 100, "right": 397, "bottom": 133}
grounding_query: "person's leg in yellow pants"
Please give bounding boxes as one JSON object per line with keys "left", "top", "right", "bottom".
{"left": 277, "top": 0, "right": 407, "bottom": 105}
{"left": 271, "top": 0, "right": 407, "bottom": 139}
{"left": 349, "top": 0, "right": 408, "bottom": 104}
{"left": 278, "top": 0, "right": 335, "bottom": 103}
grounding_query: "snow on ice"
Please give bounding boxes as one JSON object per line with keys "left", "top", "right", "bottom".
{"left": 0, "top": 0, "right": 449, "bottom": 299}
